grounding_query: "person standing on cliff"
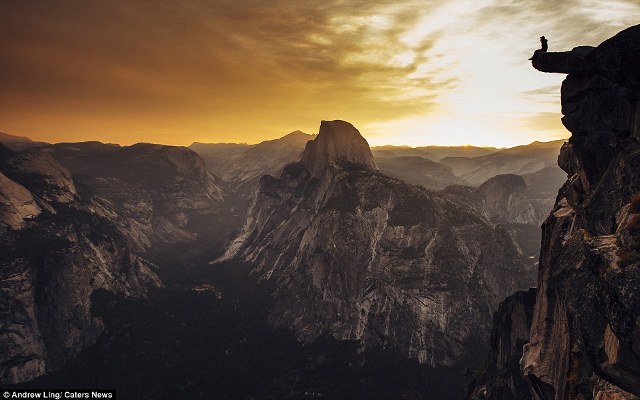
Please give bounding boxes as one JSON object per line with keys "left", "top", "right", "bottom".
{"left": 529, "top": 36, "right": 548, "bottom": 60}
{"left": 540, "top": 36, "right": 548, "bottom": 51}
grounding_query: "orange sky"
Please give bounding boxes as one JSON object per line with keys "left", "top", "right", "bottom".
{"left": 1, "top": 1, "right": 638, "bottom": 147}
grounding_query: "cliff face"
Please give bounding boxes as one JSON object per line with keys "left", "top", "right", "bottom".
{"left": 0, "top": 148, "right": 162, "bottom": 384}
{"left": 221, "top": 120, "right": 534, "bottom": 366}
{"left": 522, "top": 25, "right": 640, "bottom": 399}
{"left": 301, "top": 120, "right": 378, "bottom": 177}
{"left": 45, "top": 142, "right": 225, "bottom": 252}
{"left": 444, "top": 174, "right": 542, "bottom": 225}
{"left": 469, "top": 288, "right": 537, "bottom": 400}
{"left": 0, "top": 143, "right": 225, "bottom": 384}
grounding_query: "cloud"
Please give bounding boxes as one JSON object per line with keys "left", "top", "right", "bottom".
{"left": 0, "top": 0, "right": 638, "bottom": 145}
{"left": 520, "top": 112, "right": 565, "bottom": 133}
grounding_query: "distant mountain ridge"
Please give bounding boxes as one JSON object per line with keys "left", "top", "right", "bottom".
{"left": 440, "top": 139, "right": 565, "bottom": 185}
{"left": 189, "top": 131, "right": 315, "bottom": 184}
{"left": 0, "top": 132, "right": 49, "bottom": 151}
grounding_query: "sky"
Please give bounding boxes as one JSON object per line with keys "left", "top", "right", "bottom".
{"left": 1, "top": 1, "right": 638, "bottom": 148}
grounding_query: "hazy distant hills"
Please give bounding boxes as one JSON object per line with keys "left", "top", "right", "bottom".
{"left": 189, "top": 132, "right": 566, "bottom": 194}
{"left": 440, "top": 139, "right": 565, "bottom": 185}
{"left": 0, "top": 128, "right": 565, "bottom": 195}
{"left": 375, "top": 156, "right": 466, "bottom": 190}
{"left": 372, "top": 144, "right": 498, "bottom": 160}
{"left": 190, "top": 130, "right": 314, "bottom": 184}
{"left": 0, "top": 132, "right": 48, "bottom": 151}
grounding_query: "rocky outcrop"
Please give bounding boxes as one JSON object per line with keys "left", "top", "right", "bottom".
{"left": 0, "top": 171, "right": 41, "bottom": 231}
{"left": 469, "top": 288, "right": 537, "bottom": 400}
{"left": 521, "top": 25, "right": 640, "bottom": 400}
{"left": 301, "top": 120, "right": 378, "bottom": 177}
{"left": 220, "top": 121, "right": 534, "bottom": 366}
{"left": 3, "top": 149, "right": 77, "bottom": 204}
{"left": 531, "top": 46, "right": 596, "bottom": 75}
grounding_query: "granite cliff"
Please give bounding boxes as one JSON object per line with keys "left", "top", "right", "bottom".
{"left": 220, "top": 120, "right": 535, "bottom": 366}
{"left": 443, "top": 174, "right": 542, "bottom": 225}
{"left": 469, "top": 288, "right": 537, "bottom": 400}
{"left": 0, "top": 142, "right": 225, "bottom": 384}
{"left": 485, "top": 25, "right": 640, "bottom": 400}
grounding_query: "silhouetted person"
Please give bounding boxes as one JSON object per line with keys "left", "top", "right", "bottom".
{"left": 529, "top": 36, "right": 548, "bottom": 60}
{"left": 540, "top": 36, "right": 548, "bottom": 52}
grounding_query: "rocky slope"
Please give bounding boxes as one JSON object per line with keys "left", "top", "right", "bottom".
{"left": 43, "top": 142, "right": 225, "bottom": 252}
{"left": 520, "top": 25, "right": 640, "bottom": 399}
{"left": 444, "top": 174, "right": 542, "bottom": 225}
{"left": 0, "top": 142, "right": 225, "bottom": 384}
{"left": 220, "top": 120, "right": 535, "bottom": 366}
{"left": 443, "top": 175, "right": 545, "bottom": 270}
{"left": 0, "top": 146, "right": 161, "bottom": 384}
{"left": 521, "top": 165, "right": 569, "bottom": 221}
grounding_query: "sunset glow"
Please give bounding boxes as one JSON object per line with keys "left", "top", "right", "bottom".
{"left": 1, "top": 1, "right": 638, "bottom": 147}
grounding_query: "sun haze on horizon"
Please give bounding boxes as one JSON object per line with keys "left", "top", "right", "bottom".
{"left": 0, "top": 1, "right": 637, "bottom": 148}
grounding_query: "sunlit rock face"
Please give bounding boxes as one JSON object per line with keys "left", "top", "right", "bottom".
{"left": 522, "top": 25, "right": 640, "bottom": 400}
{"left": 221, "top": 121, "right": 534, "bottom": 366}
{"left": 0, "top": 142, "right": 225, "bottom": 384}
{"left": 301, "top": 120, "right": 378, "bottom": 177}
{"left": 3, "top": 148, "right": 77, "bottom": 204}
{"left": 0, "top": 171, "right": 41, "bottom": 231}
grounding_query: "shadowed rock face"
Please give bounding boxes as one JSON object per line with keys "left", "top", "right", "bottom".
{"left": 3, "top": 149, "right": 77, "bottom": 204}
{"left": 221, "top": 121, "right": 534, "bottom": 367}
{"left": 444, "top": 174, "right": 542, "bottom": 225}
{"left": 522, "top": 25, "right": 640, "bottom": 400}
{"left": 0, "top": 149, "right": 162, "bottom": 384}
{"left": 45, "top": 142, "right": 225, "bottom": 252}
{"left": 0, "top": 142, "right": 225, "bottom": 384}
{"left": 469, "top": 288, "right": 537, "bottom": 400}
{"left": 301, "top": 120, "right": 378, "bottom": 177}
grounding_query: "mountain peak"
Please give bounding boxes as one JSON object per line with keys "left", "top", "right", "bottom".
{"left": 301, "top": 120, "right": 378, "bottom": 177}
{"left": 282, "top": 130, "right": 312, "bottom": 139}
